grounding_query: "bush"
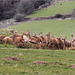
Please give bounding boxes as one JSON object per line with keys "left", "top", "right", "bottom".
{"left": 0, "top": 0, "right": 18, "bottom": 20}
{"left": 31, "top": 0, "right": 52, "bottom": 9}
{"left": 14, "top": 13, "right": 25, "bottom": 22}
{"left": 3, "top": 11, "right": 15, "bottom": 19}
{"left": 16, "top": 0, "right": 34, "bottom": 15}
{"left": 38, "top": 2, "right": 50, "bottom": 9}
{"left": 0, "top": 0, "right": 53, "bottom": 20}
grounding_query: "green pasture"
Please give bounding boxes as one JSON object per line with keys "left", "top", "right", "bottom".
{"left": 0, "top": 46, "right": 75, "bottom": 74}
{"left": 9, "top": 19, "right": 75, "bottom": 40}
{"left": 0, "top": 0, "right": 75, "bottom": 74}
{"left": 27, "top": 1, "right": 75, "bottom": 18}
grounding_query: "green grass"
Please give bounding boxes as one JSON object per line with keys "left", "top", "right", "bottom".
{"left": 9, "top": 19, "right": 75, "bottom": 40}
{"left": 1, "top": 1, "right": 75, "bottom": 74}
{"left": 0, "top": 45, "right": 75, "bottom": 74}
{"left": 27, "top": 1, "right": 75, "bottom": 18}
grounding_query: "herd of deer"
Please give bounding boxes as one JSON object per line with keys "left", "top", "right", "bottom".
{"left": 0, "top": 29, "right": 75, "bottom": 50}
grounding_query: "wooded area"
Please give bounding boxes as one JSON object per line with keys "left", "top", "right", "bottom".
{"left": 0, "top": 0, "right": 52, "bottom": 20}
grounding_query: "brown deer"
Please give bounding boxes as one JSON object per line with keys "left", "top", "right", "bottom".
{"left": 57, "top": 36, "right": 65, "bottom": 50}
{"left": 10, "top": 29, "right": 23, "bottom": 37}
{"left": 33, "top": 33, "right": 42, "bottom": 43}
{"left": 10, "top": 29, "right": 26, "bottom": 46}
{"left": 0, "top": 35, "right": 6, "bottom": 44}
{"left": 40, "top": 34, "right": 46, "bottom": 43}
{"left": 3, "top": 37, "right": 13, "bottom": 47}
{"left": 45, "top": 32, "right": 60, "bottom": 49}
{"left": 25, "top": 32, "right": 42, "bottom": 49}
{"left": 71, "top": 33, "right": 75, "bottom": 47}
{"left": 45, "top": 32, "right": 56, "bottom": 49}
{"left": 62, "top": 36, "right": 71, "bottom": 47}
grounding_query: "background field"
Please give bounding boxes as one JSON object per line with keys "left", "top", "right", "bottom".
{"left": 27, "top": 1, "right": 75, "bottom": 18}
{"left": 9, "top": 19, "right": 75, "bottom": 40}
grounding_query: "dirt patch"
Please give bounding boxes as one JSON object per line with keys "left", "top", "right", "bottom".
{"left": 33, "top": 61, "right": 54, "bottom": 65}
{"left": 33, "top": 61, "right": 48, "bottom": 64}
{"left": 3, "top": 56, "right": 21, "bottom": 61}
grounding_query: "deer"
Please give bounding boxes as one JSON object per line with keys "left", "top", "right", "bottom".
{"left": 10, "top": 29, "right": 23, "bottom": 37}
{"left": 71, "top": 33, "right": 75, "bottom": 47}
{"left": 25, "top": 32, "right": 42, "bottom": 49}
{"left": 56, "top": 36, "right": 65, "bottom": 50}
{"left": 62, "top": 36, "right": 71, "bottom": 47}
{"left": 3, "top": 37, "right": 13, "bottom": 47}
{"left": 33, "top": 33, "right": 42, "bottom": 43}
{"left": 45, "top": 32, "right": 60, "bottom": 49}
{"left": 0, "top": 35, "right": 6, "bottom": 44}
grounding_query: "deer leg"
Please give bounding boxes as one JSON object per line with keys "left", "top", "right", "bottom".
{"left": 73, "top": 42, "right": 75, "bottom": 47}
{"left": 4, "top": 40, "right": 8, "bottom": 47}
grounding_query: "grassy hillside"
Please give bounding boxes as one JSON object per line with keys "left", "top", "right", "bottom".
{"left": 1, "top": 1, "right": 75, "bottom": 74}
{"left": 9, "top": 19, "right": 75, "bottom": 40}
{"left": 27, "top": 1, "right": 75, "bottom": 18}
{"left": 8, "top": 1, "right": 75, "bottom": 40}
{"left": 0, "top": 47, "right": 75, "bottom": 74}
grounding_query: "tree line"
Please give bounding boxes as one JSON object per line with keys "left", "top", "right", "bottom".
{"left": 0, "top": 0, "right": 52, "bottom": 21}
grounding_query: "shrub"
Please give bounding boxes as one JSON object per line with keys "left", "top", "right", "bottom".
{"left": 3, "top": 11, "right": 15, "bottom": 19}
{"left": 0, "top": 0, "right": 18, "bottom": 20}
{"left": 31, "top": 0, "right": 52, "bottom": 9}
{"left": 0, "top": 0, "right": 53, "bottom": 20}
{"left": 16, "top": 0, "right": 34, "bottom": 15}
{"left": 14, "top": 13, "right": 25, "bottom": 22}
{"left": 38, "top": 2, "right": 50, "bottom": 9}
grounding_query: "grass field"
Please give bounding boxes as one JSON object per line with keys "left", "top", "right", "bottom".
{"left": 27, "top": 1, "right": 75, "bottom": 18}
{"left": 1, "top": 1, "right": 75, "bottom": 74}
{"left": 0, "top": 46, "right": 75, "bottom": 74}
{"left": 9, "top": 19, "right": 75, "bottom": 40}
